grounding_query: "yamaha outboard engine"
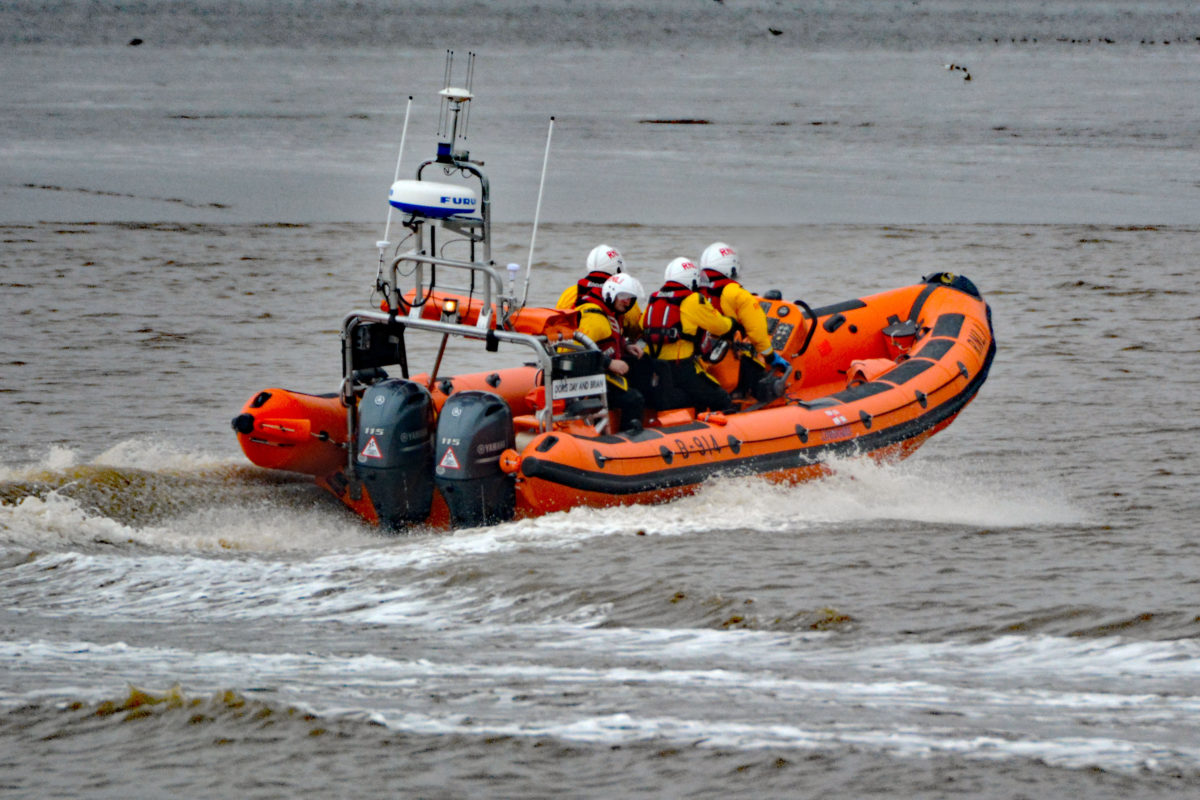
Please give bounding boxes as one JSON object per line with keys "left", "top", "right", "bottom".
{"left": 434, "top": 391, "right": 516, "bottom": 528}
{"left": 355, "top": 378, "right": 435, "bottom": 531}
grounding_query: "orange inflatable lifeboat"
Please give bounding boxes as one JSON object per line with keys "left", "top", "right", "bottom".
{"left": 232, "top": 272, "right": 993, "bottom": 530}
{"left": 230, "top": 70, "right": 995, "bottom": 531}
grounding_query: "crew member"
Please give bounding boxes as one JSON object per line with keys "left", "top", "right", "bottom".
{"left": 556, "top": 244, "right": 643, "bottom": 338}
{"left": 642, "top": 257, "right": 734, "bottom": 413}
{"left": 576, "top": 272, "right": 651, "bottom": 432}
{"left": 698, "top": 241, "right": 789, "bottom": 400}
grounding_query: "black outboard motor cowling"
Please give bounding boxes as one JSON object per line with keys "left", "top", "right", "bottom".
{"left": 355, "top": 378, "right": 435, "bottom": 531}
{"left": 434, "top": 391, "right": 516, "bottom": 528}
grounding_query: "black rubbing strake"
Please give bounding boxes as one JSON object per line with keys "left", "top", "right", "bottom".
{"left": 880, "top": 358, "right": 935, "bottom": 385}
{"left": 913, "top": 339, "right": 955, "bottom": 359}
{"left": 931, "top": 313, "right": 965, "bottom": 338}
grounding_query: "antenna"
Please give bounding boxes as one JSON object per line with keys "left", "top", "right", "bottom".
{"left": 377, "top": 95, "right": 414, "bottom": 259}
{"left": 462, "top": 51, "right": 475, "bottom": 139}
{"left": 436, "top": 50, "right": 476, "bottom": 163}
{"left": 437, "top": 49, "right": 454, "bottom": 140}
{"left": 521, "top": 116, "right": 555, "bottom": 307}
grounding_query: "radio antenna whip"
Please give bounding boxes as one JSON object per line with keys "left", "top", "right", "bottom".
{"left": 377, "top": 95, "right": 414, "bottom": 263}
{"left": 521, "top": 116, "right": 555, "bottom": 307}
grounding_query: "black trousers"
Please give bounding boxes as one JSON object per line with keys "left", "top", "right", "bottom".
{"left": 737, "top": 356, "right": 770, "bottom": 400}
{"left": 607, "top": 383, "right": 645, "bottom": 431}
{"left": 607, "top": 356, "right": 654, "bottom": 431}
{"left": 651, "top": 358, "right": 732, "bottom": 413}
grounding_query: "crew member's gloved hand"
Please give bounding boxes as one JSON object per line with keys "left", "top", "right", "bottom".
{"left": 769, "top": 352, "right": 789, "bottom": 371}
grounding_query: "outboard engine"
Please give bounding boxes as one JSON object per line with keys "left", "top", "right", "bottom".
{"left": 354, "top": 378, "right": 435, "bottom": 531}
{"left": 433, "top": 391, "right": 516, "bottom": 528}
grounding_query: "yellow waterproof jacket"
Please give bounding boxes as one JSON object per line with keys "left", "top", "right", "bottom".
{"left": 557, "top": 284, "right": 643, "bottom": 338}
{"left": 711, "top": 280, "right": 774, "bottom": 361}
{"left": 643, "top": 291, "right": 732, "bottom": 362}
{"left": 576, "top": 299, "right": 631, "bottom": 391}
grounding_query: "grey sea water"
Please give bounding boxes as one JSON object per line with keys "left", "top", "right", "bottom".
{"left": 2, "top": 2, "right": 1200, "bottom": 798}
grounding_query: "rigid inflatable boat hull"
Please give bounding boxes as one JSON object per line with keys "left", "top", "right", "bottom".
{"left": 233, "top": 276, "right": 993, "bottom": 530}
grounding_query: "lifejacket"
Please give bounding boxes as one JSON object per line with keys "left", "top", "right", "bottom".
{"left": 573, "top": 271, "right": 611, "bottom": 307}
{"left": 644, "top": 282, "right": 702, "bottom": 357}
{"left": 702, "top": 271, "right": 736, "bottom": 314}
{"left": 579, "top": 303, "right": 627, "bottom": 361}
{"left": 577, "top": 298, "right": 631, "bottom": 391}
{"left": 701, "top": 271, "right": 750, "bottom": 341}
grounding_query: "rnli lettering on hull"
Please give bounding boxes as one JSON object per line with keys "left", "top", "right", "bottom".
{"left": 966, "top": 321, "right": 989, "bottom": 357}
